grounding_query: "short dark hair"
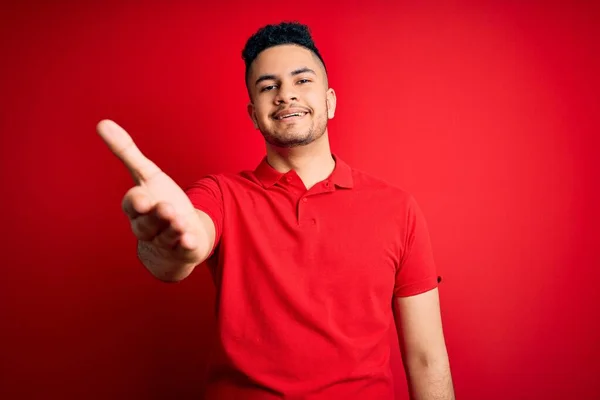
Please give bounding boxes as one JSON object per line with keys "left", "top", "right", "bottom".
{"left": 242, "top": 22, "right": 327, "bottom": 83}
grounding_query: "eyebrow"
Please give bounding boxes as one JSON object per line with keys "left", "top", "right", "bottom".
{"left": 255, "top": 67, "right": 317, "bottom": 86}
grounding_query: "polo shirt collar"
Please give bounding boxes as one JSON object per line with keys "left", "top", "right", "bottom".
{"left": 254, "top": 153, "right": 354, "bottom": 189}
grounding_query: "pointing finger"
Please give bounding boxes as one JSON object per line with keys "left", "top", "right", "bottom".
{"left": 97, "top": 119, "right": 161, "bottom": 183}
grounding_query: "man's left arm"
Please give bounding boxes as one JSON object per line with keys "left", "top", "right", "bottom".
{"left": 393, "top": 288, "right": 455, "bottom": 400}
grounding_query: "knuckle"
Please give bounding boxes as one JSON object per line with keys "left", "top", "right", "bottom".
{"left": 134, "top": 216, "right": 153, "bottom": 237}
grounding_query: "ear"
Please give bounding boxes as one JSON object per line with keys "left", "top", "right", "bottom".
{"left": 326, "top": 88, "right": 337, "bottom": 119}
{"left": 247, "top": 102, "right": 258, "bottom": 129}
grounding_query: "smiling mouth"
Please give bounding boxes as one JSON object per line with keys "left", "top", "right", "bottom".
{"left": 274, "top": 112, "right": 308, "bottom": 120}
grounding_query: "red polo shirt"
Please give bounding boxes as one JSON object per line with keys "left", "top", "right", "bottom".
{"left": 185, "top": 154, "right": 438, "bottom": 399}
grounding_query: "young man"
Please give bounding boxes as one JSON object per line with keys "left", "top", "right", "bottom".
{"left": 98, "top": 22, "right": 455, "bottom": 400}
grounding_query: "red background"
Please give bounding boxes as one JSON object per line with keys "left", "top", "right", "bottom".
{"left": 1, "top": 1, "right": 599, "bottom": 399}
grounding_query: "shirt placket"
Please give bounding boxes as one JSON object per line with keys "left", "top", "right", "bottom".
{"left": 296, "top": 179, "right": 334, "bottom": 226}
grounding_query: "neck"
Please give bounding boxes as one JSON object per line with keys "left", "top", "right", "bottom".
{"left": 265, "top": 131, "right": 335, "bottom": 190}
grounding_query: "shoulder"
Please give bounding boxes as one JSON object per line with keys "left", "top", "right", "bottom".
{"left": 350, "top": 166, "right": 415, "bottom": 205}
{"left": 214, "top": 169, "right": 261, "bottom": 187}
{"left": 186, "top": 169, "right": 262, "bottom": 192}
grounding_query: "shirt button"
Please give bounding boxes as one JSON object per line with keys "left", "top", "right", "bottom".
{"left": 324, "top": 181, "right": 330, "bottom": 188}
{"left": 302, "top": 198, "right": 308, "bottom": 202}
{"left": 286, "top": 176, "right": 292, "bottom": 182}
{"left": 311, "top": 219, "right": 317, "bottom": 225}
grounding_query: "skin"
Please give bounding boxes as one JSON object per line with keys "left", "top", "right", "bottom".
{"left": 97, "top": 41, "right": 454, "bottom": 400}
{"left": 96, "top": 119, "right": 215, "bottom": 282}
{"left": 395, "top": 289, "right": 456, "bottom": 399}
{"left": 246, "top": 44, "right": 338, "bottom": 190}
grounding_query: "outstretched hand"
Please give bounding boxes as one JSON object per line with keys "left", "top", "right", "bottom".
{"left": 97, "top": 119, "right": 204, "bottom": 263}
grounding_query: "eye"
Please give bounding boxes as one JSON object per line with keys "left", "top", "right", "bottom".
{"left": 261, "top": 84, "right": 278, "bottom": 92}
{"left": 297, "top": 78, "right": 311, "bottom": 84}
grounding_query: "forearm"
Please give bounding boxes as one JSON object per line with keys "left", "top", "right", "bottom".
{"left": 137, "top": 241, "right": 198, "bottom": 282}
{"left": 405, "top": 356, "right": 455, "bottom": 400}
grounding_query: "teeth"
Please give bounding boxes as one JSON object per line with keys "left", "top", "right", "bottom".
{"left": 277, "top": 112, "right": 306, "bottom": 120}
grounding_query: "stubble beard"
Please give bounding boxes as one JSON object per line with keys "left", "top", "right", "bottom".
{"left": 261, "top": 112, "right": 328, "bottom": 148}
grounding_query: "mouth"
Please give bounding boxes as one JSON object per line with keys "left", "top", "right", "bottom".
{"left": 272, "top": 109, "right": 310, "bottom": 122}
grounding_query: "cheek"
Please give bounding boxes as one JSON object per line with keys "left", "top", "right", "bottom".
{"left": 254, "top": 99, "right": 274, "bottom": 120}
{"left": 311, "top": 96, "right": 328, "bottom": 115}
{"left": 253, "top": 107, "right": 269, "bottom": 123}
{"left": 304, "top": 90, "right": 326, "bottom": 107}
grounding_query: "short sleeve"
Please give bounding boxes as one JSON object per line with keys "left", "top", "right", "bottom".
{"left": 184, "top": 175, "right": 224, "bottom": 258}
{"left": 394, "top": 196, "right": 439, "bottom": 297}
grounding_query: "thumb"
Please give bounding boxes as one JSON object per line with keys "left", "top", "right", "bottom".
{"left": 97, "top": 119, "right": 161, "bottom": 183}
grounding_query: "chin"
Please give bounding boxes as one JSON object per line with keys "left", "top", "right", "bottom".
{"left": 263, "top": 130, "right": 315, "bottom": 148}
{"left": 268, "top": 136, "right": 315, "bottom": 148}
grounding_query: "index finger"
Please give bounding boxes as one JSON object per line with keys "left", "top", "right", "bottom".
{"left": 96, "top": 119, "right": 161, "bottom": 182}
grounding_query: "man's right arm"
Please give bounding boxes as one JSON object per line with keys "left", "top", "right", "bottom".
{"left": 96, "top": 119, "right": 219, "bottom": 283}
{"left": 137, "top": 209, "right": 216, "bottom": 282}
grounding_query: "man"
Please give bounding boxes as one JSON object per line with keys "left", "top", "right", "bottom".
{"left": 98, "top": 22, "right": 455, "bottom": 400}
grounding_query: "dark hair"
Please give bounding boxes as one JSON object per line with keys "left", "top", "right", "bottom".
{"left": 242, "top": 22, "right": 327, "bottom": 83}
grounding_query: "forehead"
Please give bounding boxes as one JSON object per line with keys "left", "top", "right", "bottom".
{"left": 250, "top": 44, "right": 322, "bottom": 78}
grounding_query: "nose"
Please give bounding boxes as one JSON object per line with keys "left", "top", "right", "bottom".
{"left": 274, "top": 81, "right": 298, "bottom": 104}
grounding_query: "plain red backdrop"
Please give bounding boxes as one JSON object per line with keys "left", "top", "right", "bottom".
{"left": 1, "top": 1, "right": 598, "bottom": 399}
